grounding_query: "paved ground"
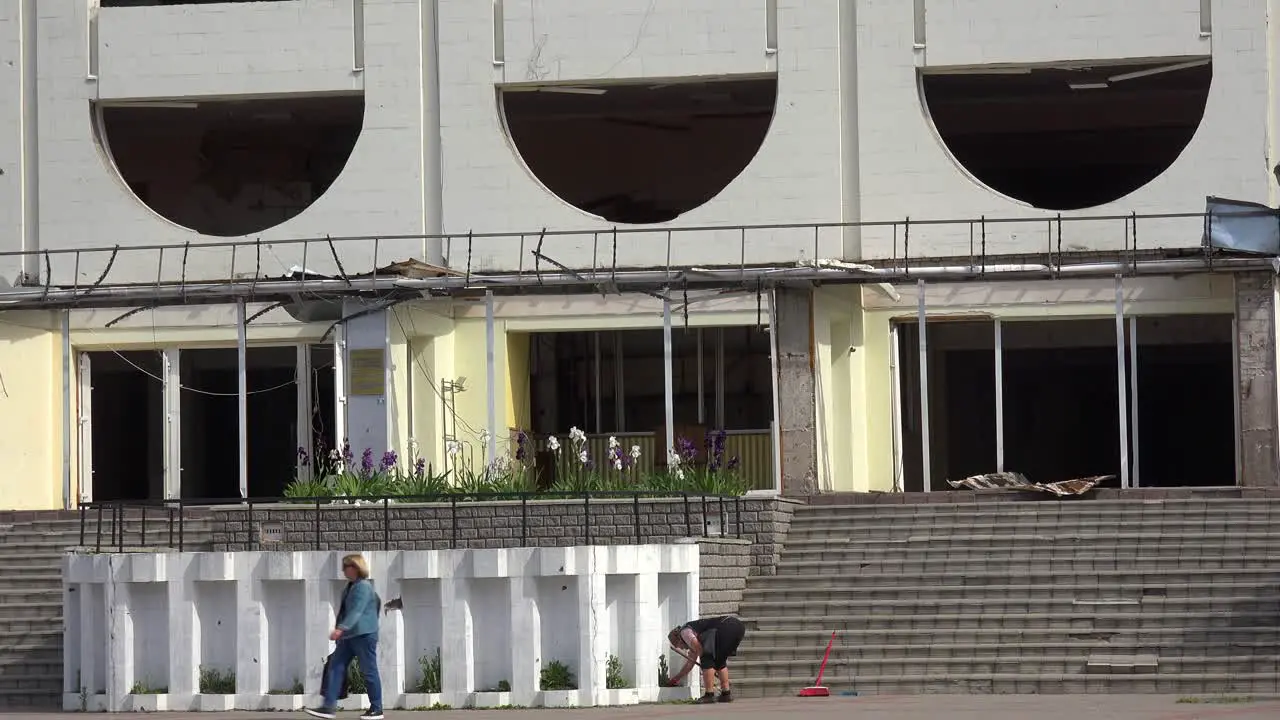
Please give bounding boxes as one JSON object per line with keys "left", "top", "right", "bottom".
{"left": 6, "top": 695, "right": 1280, "bottom": 719}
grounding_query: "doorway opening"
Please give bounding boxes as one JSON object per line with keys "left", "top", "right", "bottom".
{"left": 500, "top": 77, "right": 776, "bottom": 224}
{"left": 894, "top": 314, "right": 1237, "bottom": 490}
{"left": 179, "top": 347, "right": 299, "bottom": 499}
{"left": 95, "top": 94, "right": 364, "bottom": 236}
{"left": 895, "top": 319, "right": 996, "bottom": 492}
{"left": 1132, "top": 314, "right": 1234, "bottom": 487}
{"left": 921, "top": 58, "right": 1211, "bottom": 210}
{"left": 87, "top": 351, "right": 165, "bottom": 502}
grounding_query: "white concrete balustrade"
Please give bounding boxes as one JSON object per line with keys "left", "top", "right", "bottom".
{"left": 62, "top": 545, "right": 699, "bottom": 712}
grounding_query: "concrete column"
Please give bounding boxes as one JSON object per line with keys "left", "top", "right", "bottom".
{"left": 508, "top": 577, "right": 539, "bottom": 705}
{"left": 302, "top": 558, "right": 333, "bottom": 696}
{"left": 167, "top": 558, "right": 197, "bottom": 698}
{"left": 441, "top": 581, "right": 472, "bottom": 704}
{"left": 1235, "top": 271, "right": 1279, "bottom": 487}
{"left": 632, "top": 573, "right": 659, "bottom": 691}
{"left": 104, "top": 558, "right": 130, "bottom": 711}
{"left": 235, "top": 559, "right": 267, "bottom": 697}
{"left": 77, "top": 583, "right": 98, "bottom": 697}
{"left": 342, "top": 300, "right": 391, "bottom": 458}
{"left": 578, "top": 560, "right": 607, "bottom": 706}
{"left": 773, "top": 285, "right": 819, "bottom": 496}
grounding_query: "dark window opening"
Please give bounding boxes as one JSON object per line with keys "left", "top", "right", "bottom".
{"left": 500, "top": 78, "right": 776, "bottom": 224}
{"left": 528, "top": 328, "right": 772, "bottom": 436}
{"left": 97, "top": 95, "right": 363, "bottom": 237}
{"left": 179, "top": 347, "right": 298, "bottom": 500}
{"left": 896, "top": 314, "right": 1235, "bottom": 491}
{"left": 1132, "top": 315, "right": 1234, "bottom": 487}
{"left": 88, "top": 351, "right": 165, "bottom": 502}
{"left": 921, "top": 59, "right": 1211, "bottom": 210}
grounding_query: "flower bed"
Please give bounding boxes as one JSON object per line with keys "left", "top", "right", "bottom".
{"left": 284, "top": 427, "right": 749, "bottom": 502}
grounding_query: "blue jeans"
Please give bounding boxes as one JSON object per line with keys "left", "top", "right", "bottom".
{"left": 323, "top": 632, "right": 382, "bottom": 712}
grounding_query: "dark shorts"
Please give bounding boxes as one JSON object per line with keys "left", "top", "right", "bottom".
{"left": 698, "top": 617, "right": 746, "bottom": 670}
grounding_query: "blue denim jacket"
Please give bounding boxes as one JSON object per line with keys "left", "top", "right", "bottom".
{"left": 336, "top": 579, "right": 380, "bottom": 638}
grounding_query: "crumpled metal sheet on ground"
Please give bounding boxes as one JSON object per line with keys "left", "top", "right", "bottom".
{"left": 947, "top": 471, "right": 1114, "bottom": 497}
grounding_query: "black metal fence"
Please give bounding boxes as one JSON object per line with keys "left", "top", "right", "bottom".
{"left": 78, "top": 491, "right": 747, "bottom": 553}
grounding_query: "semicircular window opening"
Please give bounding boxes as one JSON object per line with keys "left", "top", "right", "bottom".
{"left": 500, "top": 77, "right": 777, "bottom": 224}
{"left": 96, "top": 94, "right": 364, "bottom": 237}
{"left": 921, "top": 59, "right": 1211, "bottom": 211}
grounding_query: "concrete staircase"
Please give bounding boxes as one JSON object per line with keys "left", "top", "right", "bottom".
{"left": 733, "top": 498, "right": 1280, "bottom": 696}
{"left": 0, "top": 510, "right": 215, "bottom": 710}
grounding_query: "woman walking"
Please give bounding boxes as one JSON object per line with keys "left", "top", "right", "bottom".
{"left": 668, "top": 615, "right": 747, "bottom": 704}
{"left": 306, "top": 554, "right": 384, "bottom": 720}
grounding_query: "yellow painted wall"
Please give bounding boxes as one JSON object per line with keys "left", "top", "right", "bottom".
{"left": 0, "top": 314, "right": 62, "bottom": 510}
{"left": 506, "top": 332, "right": 531, "bottom": 431}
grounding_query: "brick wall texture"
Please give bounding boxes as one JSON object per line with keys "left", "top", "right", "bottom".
{"left": 210, "top": 497, "right": 799, "bottom": 583}
{"left": 697, "top": 537, "right": 752, "bottom": 616}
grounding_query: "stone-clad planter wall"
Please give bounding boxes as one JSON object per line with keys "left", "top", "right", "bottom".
{"left": 208, "top": 497, "right": 798, "bottom": 616}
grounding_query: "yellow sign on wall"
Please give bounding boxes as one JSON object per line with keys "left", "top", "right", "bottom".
{"left": 348, "top": 349, "right": 386, "bottom": 396}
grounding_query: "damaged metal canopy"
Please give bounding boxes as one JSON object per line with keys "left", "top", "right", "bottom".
{"left": 948, "top": 471, "right": 1113, "bottom": 497}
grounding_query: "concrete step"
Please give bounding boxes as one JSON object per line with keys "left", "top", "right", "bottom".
{"left": 0, "top": 689, "right": 61, "bottom": 709}
{"left": 0, "top": 670, "right": 64, "bottom": 693}
{"left": 777, "top": 542, "right": 1280, "bottom": 563}
{"left": 736, "top": 640, "right": 1280, "bottom": 662}
{"left": 0, "top": 602, "right": 64, "bottom": 621}
{"left": 773, "top": 561, "right": 1280, "bottom": 580}
{"left": 729, "top": 672, "right": 1280, "bottom": 697}
{"left": 0, "top": 589, "right": 64, "bottom": 605}
{"left": 781, "top": 524, "right": 1280, "bottom": 543}
{"left": 738, "top": 596, "right": 1280, "bottom": 619}
{"left": 741, "top": 581, "right": 1280, "bottom": 603}
{"left": 740, "top": 626, "right": 1280, "bottom": 648}
{"left": 789, "top": 510, "right": 1280, "bottom": 529}
{"left": 6, "top": 573, "right": 66, "bottom": 589}
{"left": 743, "top": 610, "right": 1280, "bottom": 632}
{"left": 732, "top": 654, "right": 1280, "bottom": 679}
{"left": 0, "top": 538, "right": 216, "bottom": 554}
{"left": 0, "top": 616, "right": 63, "bottom": 634}
{"left": 794, "top": 499, "right": 1280, "bottom": 518}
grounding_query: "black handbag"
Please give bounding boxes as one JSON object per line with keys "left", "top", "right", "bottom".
{"left": 320, "top": 653, "right": 351, "bottom": 700}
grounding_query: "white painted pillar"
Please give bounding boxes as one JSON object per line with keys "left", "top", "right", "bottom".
{"left": 302, "top": 562, "right": 333, "bottom": 697}
{"left": 105, "top": 557, "right": 130, "bottom": 711}
{"left": 168, "top": 557, "right": 198, "bottom": 699}
{"left": 441, "top": 581, "right": 472, "bottom": 704}
{"left": 1114, "top": 275, "right": 1130, "bottom": 489}
{"left": 77, "top": 583, "right": 99, "bottom": 700}
{"left": 632, "top": 573, "right": 660, "bottom": 692}
{"left": 509, "top": 577, "right": 539, "bottom": 705}
{"left": 578, "top": 556, "right": 607, "bottom": 706}
{"left": 917, "top": 279, "right": 932, "bottom": 492}
{"left": 994, "top": 319, "right": 1004, "bottom": 473}
{"left": 161, "top": 349, "right": 182, "bottom": 500}
{"left": 235, "top": 559, "right": 267, "bottom": 697}
{"left": 696, "top": 329, "right": 704, "bottom": 425}
{"left": 368, "top": 552, "right": 404, "bottom": 711}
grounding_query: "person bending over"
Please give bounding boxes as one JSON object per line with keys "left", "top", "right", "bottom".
{"left": 668, "top": 615, "right": 746, "bottom": 704}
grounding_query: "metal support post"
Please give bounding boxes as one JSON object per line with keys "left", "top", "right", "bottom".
{"left": 1128, "top": 316, "right": 1140, "bottom": 488}
{"left": 613, "top": 332, "right": 625, "bottom": 432}
{"left": 994, "top": 319, "right": 1004, "bottom": 473}
{"left": 237, "top": 299, "right": 249, "bottom": 499}
{"left": 1115, "top": 275, "right": 1130, "bottom": 489}
{"left": 61, "top": 310, "right": 72, "bottom": 509}
{"left": 715, "top": 328, "right": 726, "bottom": 430}
{"left": 663, "top": 297, "right": 675, "bottom": 459}
{"left": 696, "top": 329, "right": 705, "bottom": 424}
{"left": 485, "top": 290, "right": 498, "bottom": 461}
{"left": 917, "top": 279, "right": 932, "bottom": 492}
{"left": 593, "top": 332, "right": 603, "bottom": 433}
